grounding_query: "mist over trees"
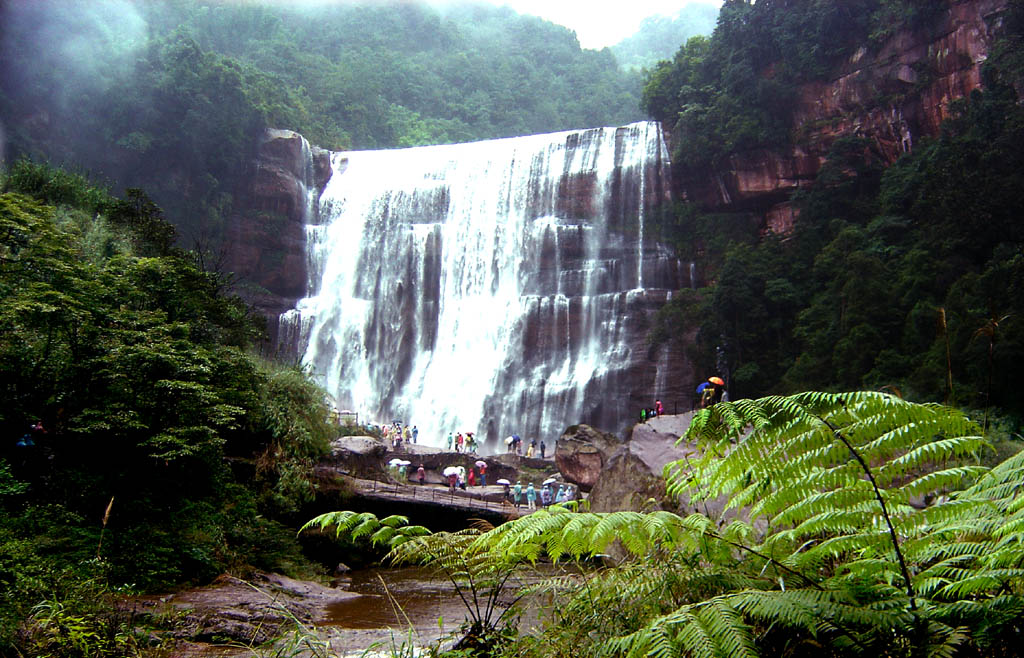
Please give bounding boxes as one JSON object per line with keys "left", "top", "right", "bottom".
{"left": 0, "top": 0, "right": 645, "bottom": 241}
{"left": 610, "top": 3, "right": 719, "bottom": 71}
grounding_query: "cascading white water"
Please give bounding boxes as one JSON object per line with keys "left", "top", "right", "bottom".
{"left": 282, "top": 121, "right": 677, "bottom": 449}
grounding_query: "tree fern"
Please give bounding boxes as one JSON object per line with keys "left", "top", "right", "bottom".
{"left": 305, "top": 392, "right": 1024, "bottom": 656}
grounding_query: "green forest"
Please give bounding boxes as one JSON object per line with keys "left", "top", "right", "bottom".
{"left": 1, "top": 0, "right": 644, "bottom": 241}
{"left": 0, "top": 161, "right": 337, "bottom": 652}
{"left": 4, "top": 0, "right": 1024, "bottom": 656}
{"left": 648, "top": 0, "right": 1024, "bottom": 429}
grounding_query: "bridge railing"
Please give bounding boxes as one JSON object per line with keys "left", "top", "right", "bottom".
{"left": 365, "top": 477, "right": 519, "bottom": 514}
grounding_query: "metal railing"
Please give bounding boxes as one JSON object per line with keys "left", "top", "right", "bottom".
{"left": 361, "top": 477, "right": 519, "bottom": 515}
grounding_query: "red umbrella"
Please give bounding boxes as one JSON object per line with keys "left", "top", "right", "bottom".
{"left": 708, "top": 376, "right": 725, "bottom": 386}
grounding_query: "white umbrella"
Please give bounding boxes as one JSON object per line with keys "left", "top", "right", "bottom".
{"left": 542, "top": 477, "right": 558, "bottom": 486}
{"left": 505, "top": 436, "right": 514, "bottom": 445}
{"left": 496, "top": 478, "right": 511, "bottom": 485}
{"left": 399, "top": 459, "right": 412, "bottom": 466}
{"left": 475, "top": 460, "right": 487, "bottom": 468}
{"left": 443, "top": 466, "right": 460, "bottom": 476}
{"left": 388, "top": 458, "right": 404, "bottom": 466}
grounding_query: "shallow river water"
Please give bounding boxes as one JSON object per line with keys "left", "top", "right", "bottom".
{"left": 325, "top": 566, "right": 476, "bottom": 630}
{"left": 321, "top": 565, "right": 558, "bottom": 657}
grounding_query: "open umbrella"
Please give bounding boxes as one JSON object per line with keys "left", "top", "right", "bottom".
{"left": 475, "top": 460, "right": 487, "bottom": 468}
{"left": 388, "top": 458, "right": 404, "bottom": 466}
{"left": 442, "top": 466, "right": 460, "bottom": 477}
{"left": 496, "top": 478, "right": 511, "bottom": 485}
{"left": 542, "top": 477, "right": 558, "bottom": 486}
{"left": 399, "top": 460, "right": 412, "bottom": 466}
{"left": 505, "top": 436, "right": 514, "bottom": 445}
{"left": 709, "top": 376, "right": 725, "bottom": 386}
{"left": 696, "top": 382, "right": 710, "bottom": 393}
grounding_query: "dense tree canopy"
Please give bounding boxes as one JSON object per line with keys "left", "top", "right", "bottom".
{"left": 648, "top": 0, "right": 1024, "bottom": 428}
{"left": 0, "top": 163, "right": 335, "bottom": 649}
{"left": 0, "top": 0, "right": 644, "bottom": 242}
{"left": 642, "top": 0, "right": 948, "bottom": 171}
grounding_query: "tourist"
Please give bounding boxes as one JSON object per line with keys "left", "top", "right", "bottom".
{"left": 448, "top": 472, "right": 457, "bottom": 493}
{"left": 412, "top": 425, "right": 418, "bottom": 443}
{"left": 447, "top": 432, "right": 453, "bottom": 451}
{"left": 417, "top": 464, "right": 425, "bottom": 485}
{"left": 468, "top": 468, "right": 476, "bottom": 487}
{"left": 513, "top": 481, "right": 522, "bottom": 508}
{"left": 479, "top": 462, "right": 487, "bottom": 486}
{"left": 655, "top": 399, "right": 664, "bottom": 416}
{"left": 540, "top": 484, "right": 552, "bottom": 507}
{"left": 555, "top": 485, "right": 565, "bottom": 503}
{"left": 502, "top": 481, "right": 511, "bottom": 502}
{"left": 540, "top": 440, "right": 546, "bottom": 459}
{"left": 526, "top": 443, "right": 534, "bottom": 458}
{"left": 526, "top": 483, "right": 537, "bottom": 510}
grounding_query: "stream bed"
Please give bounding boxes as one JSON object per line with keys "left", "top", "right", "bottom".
{"left": 322, "top": 565, "right": 554, "bottom": 657}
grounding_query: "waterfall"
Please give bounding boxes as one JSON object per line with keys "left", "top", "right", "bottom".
{"left": 282, "top": 121, "right": 678, "bottom": 449}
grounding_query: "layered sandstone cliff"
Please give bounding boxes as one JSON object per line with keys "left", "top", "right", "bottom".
{"left": 678, "top": 0, "right": 1011, "bottom": 232}
{"left": 224, "top": 129, "right": 332, "bottom": 319}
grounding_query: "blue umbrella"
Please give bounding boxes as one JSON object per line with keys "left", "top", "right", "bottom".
{"left": 696, "top": 382, "right": 710, "bottom": 394}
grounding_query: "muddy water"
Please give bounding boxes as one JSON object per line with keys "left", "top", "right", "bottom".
{"left": 322, "top": 564, "right": 559, "bottom": 657}
{"left": 324, "top": 567, "right": 473, "bottom": 631}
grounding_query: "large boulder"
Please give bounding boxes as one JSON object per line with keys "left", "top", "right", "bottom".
{"left": 325, "top": 435, "right": 389, "bottom": 479}
{"left": 587, "top": 413, "right": 695, "bottom": 513}
{"left": 555, "top": 424, "right": 624, "bottom": 492}
{"left": 332, "top": 436, "right": 388, "bottom": 457}
{"left": 587, "top": 448, "right": 667, "bottom": 513}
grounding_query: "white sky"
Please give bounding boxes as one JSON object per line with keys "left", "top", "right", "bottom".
{"left": 481, "top": 0, "right": 724, "bottom": 49}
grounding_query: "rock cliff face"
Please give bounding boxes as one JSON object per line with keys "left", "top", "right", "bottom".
{"left": 224, "top": 129, "right": 332, "bottom": 320}
{"left": 678, "top": 0, "right": 1011, "bottom": 232}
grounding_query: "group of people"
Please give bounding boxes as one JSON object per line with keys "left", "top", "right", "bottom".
{"left": 445, "top": 461, "right": 487, "bottom": 491}
{"left": 446, "top": 431, "right": 477, "bottom": 453}
{"left": 640, "top": 376, "right": 731, "bottom": 421}
{"left": 383, "top": 421, "right": 418, "bottom": 450}
{"left": 506, "top": 480, "right": 574, "bottom": 510}
{"left": 504, "top": 435, "right": 546, "bottom": 458}
{"left": 639, "top": 399, "right": 665, "bottom": 423}
{"left": 15, "top": 420, "right": 46, "bottom": 447}
{"left": 697, "top": 376, "right": 728, "bottom": 409}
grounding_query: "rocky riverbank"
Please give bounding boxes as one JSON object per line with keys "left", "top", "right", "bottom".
{"left": 142, "top": 414, "right": 701, "bottom": 656}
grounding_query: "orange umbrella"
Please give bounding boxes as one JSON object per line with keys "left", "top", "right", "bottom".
{"left": 708, "top": 376, "right": 725, "bottom": 386}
